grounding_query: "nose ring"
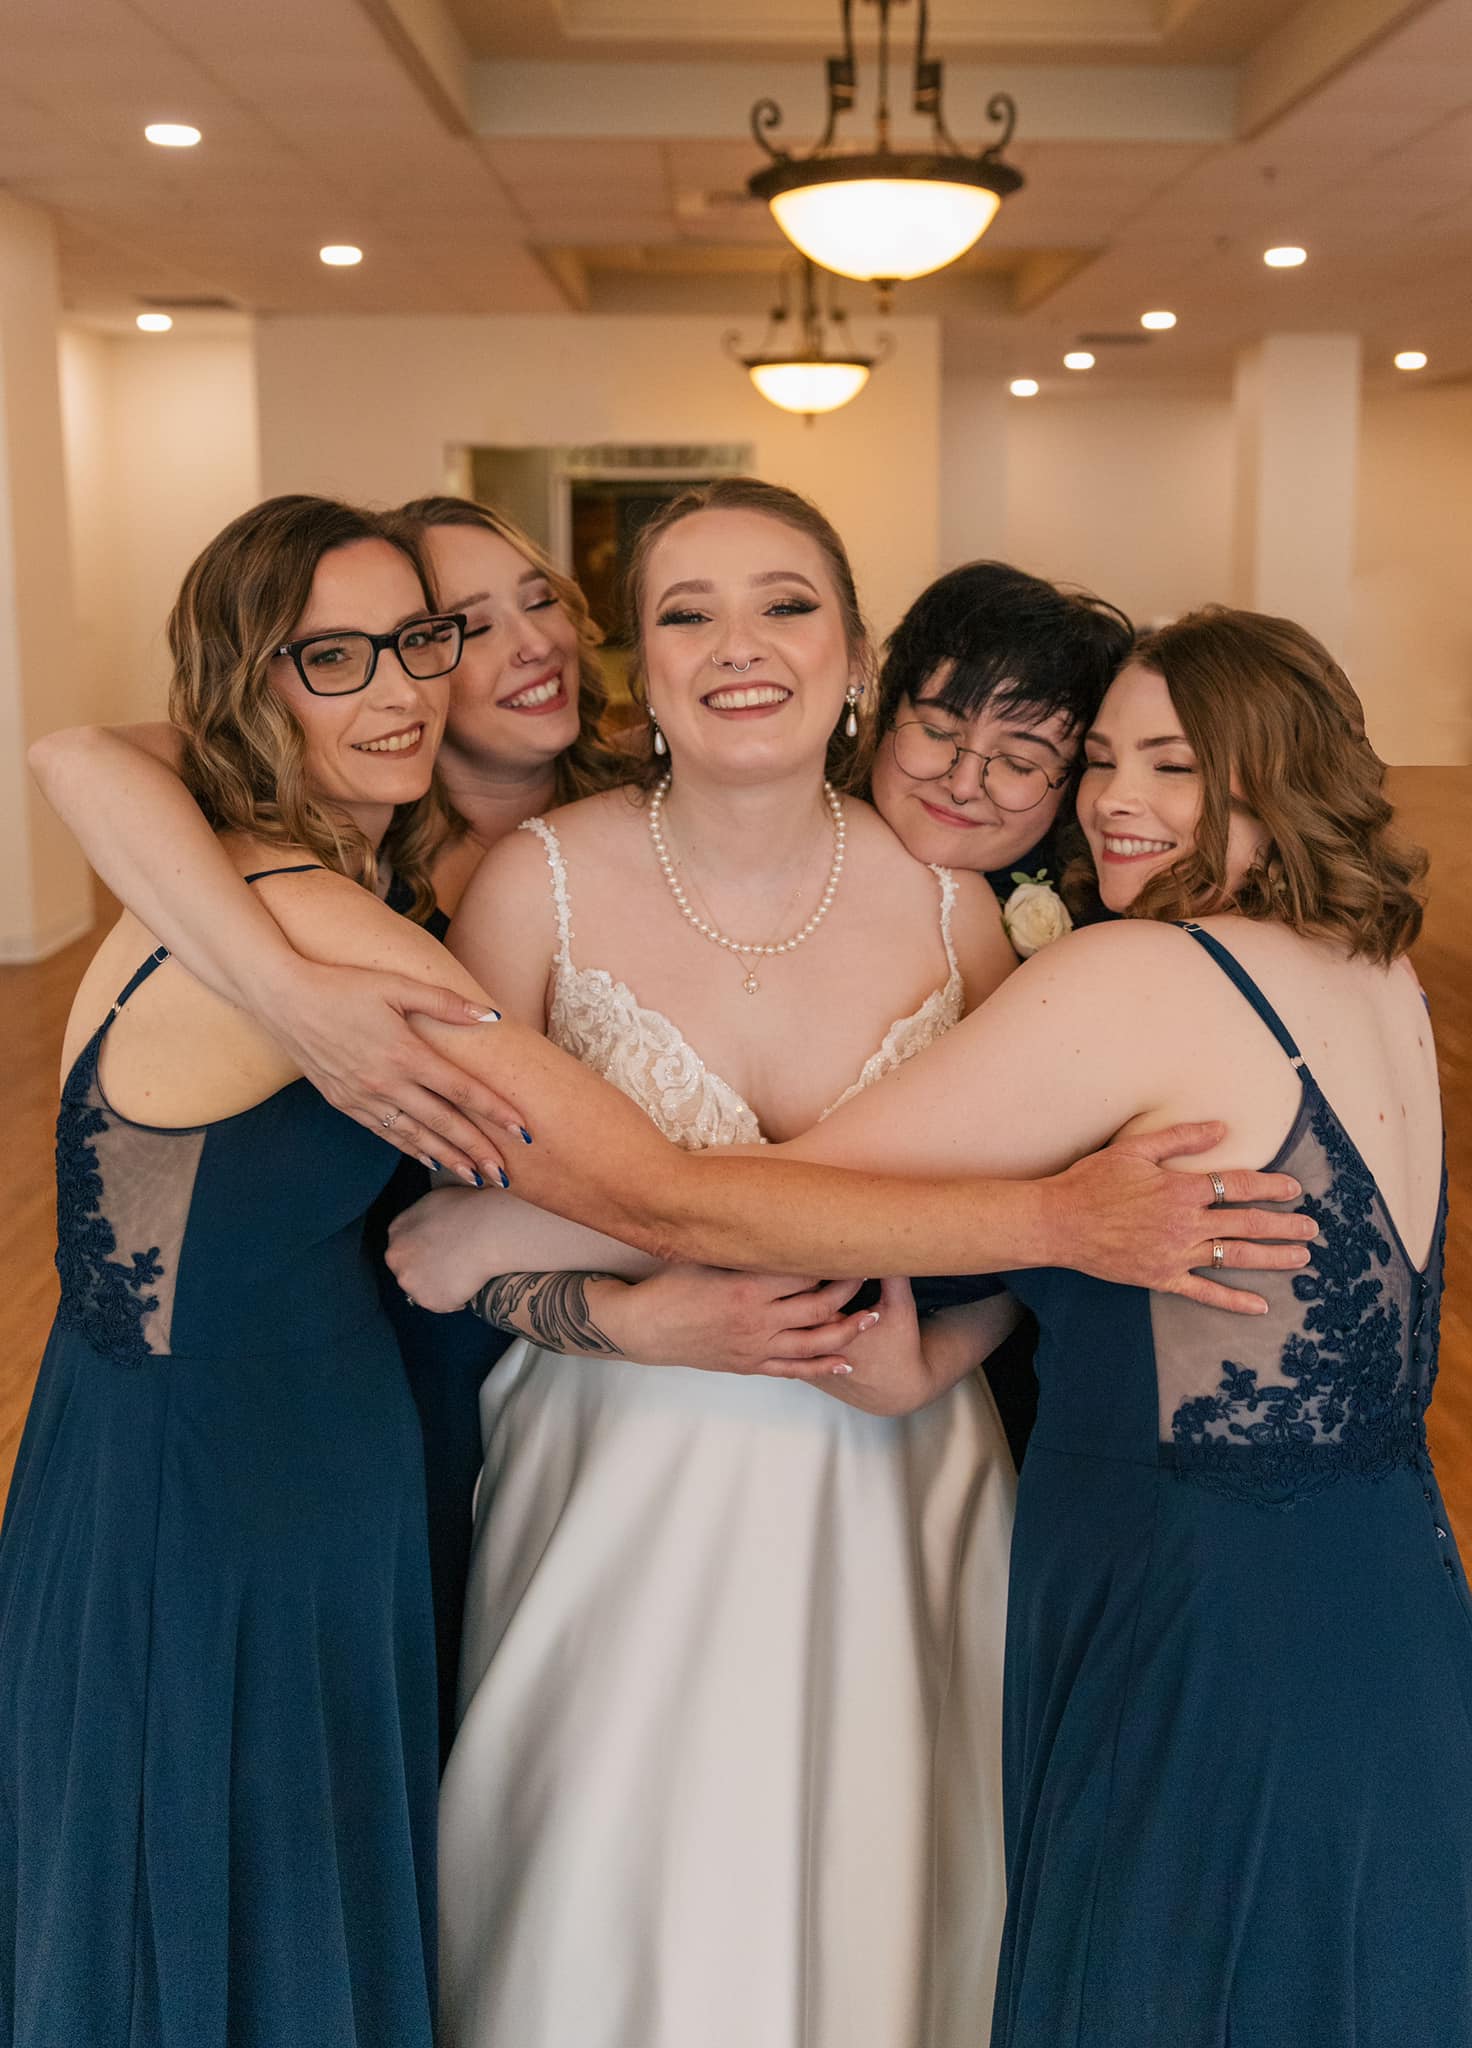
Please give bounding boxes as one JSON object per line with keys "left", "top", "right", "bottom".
{"left": 712, "top": 656, "right": 752, "bottom": 673}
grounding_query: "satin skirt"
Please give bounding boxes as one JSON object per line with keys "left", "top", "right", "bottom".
{"left": 438, "top": 1343, "right": 1014, "bottom": 2048}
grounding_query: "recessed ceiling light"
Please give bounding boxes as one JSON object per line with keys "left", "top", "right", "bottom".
{"left": 1063, "top": 351, "right": 1095, "bottom": 371}
{"left": 135, "top": 312, "right": 173, "bottom": 332}
{"left": 1263, "top": 246, "right": 1307, "bottom": 268}
{"left": 1141, "top": 310, "right": 1176, "bottom": 331}
{"left": 1009, "top": 377, "right": 1039, "bottom": 397}
{"left": 1394, "top": 350, "right": 1428, "bottom": 371}
{"left": 320, "top": 244, "right": 363, "bottom": 267}
{"left": 144, "top": 123, "right": 200, "bottom": 148}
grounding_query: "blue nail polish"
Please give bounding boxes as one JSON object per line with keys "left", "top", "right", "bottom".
{"left": 519, "top": 1127, "right": 533, "bottom": 1146}
{"left": 497, "top": 1168, "right": 510, "bottom": 1190}
{"left": 471, "top": 1173, "right": 485, "bottom": 1189}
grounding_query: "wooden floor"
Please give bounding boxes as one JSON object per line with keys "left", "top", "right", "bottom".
{"left": 2, "top": 768, "right": 1470, "bottom": 1529}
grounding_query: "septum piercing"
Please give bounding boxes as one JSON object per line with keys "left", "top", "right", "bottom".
{"left": 712, "top": 656, "right": 753, "bottom": 673}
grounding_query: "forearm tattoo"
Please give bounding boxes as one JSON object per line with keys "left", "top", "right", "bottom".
{"left": 469, "top": 1271, "right": 625, "bottom": 1356}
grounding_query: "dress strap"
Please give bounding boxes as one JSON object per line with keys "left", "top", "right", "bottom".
{"left": 106, "top": 945, "right": 171, "bottom": 1022}
{"left": 928, "top": 864, "right": 961, "bottom": 981}
{"left": 518, "top": 816, "right": 573, "bottom": 969}
{"left": 101, "top": 865, "right": 322, "bottom": 1032}
{"left": 1179, "top": 921, "right": 1305, "bottom": 1068}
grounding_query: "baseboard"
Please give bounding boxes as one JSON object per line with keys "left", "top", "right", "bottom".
{"left": 0, "top": 909, "right": 96, "bottom": 965}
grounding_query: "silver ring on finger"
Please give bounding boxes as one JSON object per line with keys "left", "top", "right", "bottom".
{"left": 1208, "top": 1172, "right": 1227, "bottom": 1208}
{"left": 382, "top": 1108, "right": 403, "bottom": 1130}
{"left": 1211, "top": 1241, "right": 1226, "bottom": 1270}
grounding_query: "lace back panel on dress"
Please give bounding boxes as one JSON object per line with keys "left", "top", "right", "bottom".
{"left": 55, "top": 950, "right": 204, "bottom": 1363}
{"left": 1150, "top": 925, "right": 1443, "bottom": 1506}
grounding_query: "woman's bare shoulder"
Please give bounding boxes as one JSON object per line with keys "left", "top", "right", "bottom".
{"left": 539, "top": 783, "right": 643, "bottom": 850}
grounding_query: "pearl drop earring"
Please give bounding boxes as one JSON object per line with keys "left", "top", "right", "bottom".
{"left": 650, "top": 712, "right": 667, "bottom": 758}
{"left": 844, "top": 686, "right": 860, "bottom": 740}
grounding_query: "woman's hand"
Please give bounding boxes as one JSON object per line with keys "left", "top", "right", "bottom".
{"left": 596, "top": 1266, "right": 882, "bottom": 1375}
{"left": 262, "top": 957, "right": 528, "bottom": 1186}
{"left": 780, "top": 1281, "right": 1021, "bottom": 1418}
{"left": 385, "top": 1185, "right": 506, "bottom": 1310}
{"left": 1045, "top": 1121, "right": 1316, "bottom": 1313}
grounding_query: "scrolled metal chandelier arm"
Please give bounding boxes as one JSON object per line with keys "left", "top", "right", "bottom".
{"left": 980, "top": 91, "right": 1018, "bottom": 161}
{"left": 746, "top": 0, "right": 1025, "bottom": 288}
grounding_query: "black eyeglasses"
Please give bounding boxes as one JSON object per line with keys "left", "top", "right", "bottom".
{"left": 274, "top": 614, "right": 467, "bottom": 696}
{"left": 891, "top": 720, "right": 1072, "bottom": 814}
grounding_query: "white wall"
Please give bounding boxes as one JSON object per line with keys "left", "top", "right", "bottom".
{"left": 255, "top": 313, "right": 940, "bottom": 644}
{"left": 1002, "top": 391, "right": 1236, "bottom": 628}
{"left": 58, "top": 326, "right": 261, "bottom": 726}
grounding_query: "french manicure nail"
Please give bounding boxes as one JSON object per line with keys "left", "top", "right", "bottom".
{"left": 497, "top": 1168, "right": 510, "bottom": 1190}
{"left": 462, "top": 1168, "right": 483, "bottom": 1188}
{"left": 830, "top": 1361, "right": 853, "bottom": 1376}
{"left": 519, "top": 1127, "right": 533, "bottom": 1146}
{"left": 858, "top": 1312, "right": 880, "bottom": 1332}
{"left": 472, "top": 1007, "right": 501, "bottom": 1023}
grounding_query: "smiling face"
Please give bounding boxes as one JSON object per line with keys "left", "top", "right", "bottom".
{"left": 1079, "top": 661, "right": 1266, "bottom": 911}
{"left": 640, "top": 507, "right": 857, "bottom": 786}
{"left": 266, "top": 537, "right": 450, "bottom": 828}
{"left": 870, "top": 666, "right": 1077, "bottom": 874}
{"left": 422, "top": 521, "right": 583, "bottom": 774}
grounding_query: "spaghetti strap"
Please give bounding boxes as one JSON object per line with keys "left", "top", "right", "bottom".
{"left": 97, "top": 865, "right": 322, "bottom": 1038}
{"left": 1179, "top": 920, "right": 1305, "bottom": 1068}
{"left": 105, "top": 945, "right": 171, "bottom": 1024}
{"left": 929, "top": 864, "right": 960, "bottom": 980}
{"left": 518, "top": 816, "right": 573, "bottom": 969}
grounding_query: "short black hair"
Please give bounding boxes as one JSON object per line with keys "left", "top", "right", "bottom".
{"left": 877, "top": 561, "right": 1134, "bottom": 741}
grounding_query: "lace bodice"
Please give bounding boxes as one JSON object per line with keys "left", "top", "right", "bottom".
{"left": 520, "top": 814, "right": 964, "bottom": 1150}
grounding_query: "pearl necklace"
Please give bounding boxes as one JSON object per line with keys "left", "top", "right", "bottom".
{"left": 647, "top": 777, "right": 846, "bottom": 995}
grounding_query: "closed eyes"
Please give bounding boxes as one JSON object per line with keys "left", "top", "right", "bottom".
{"left": 463, "top": 595, "right": 559, "bottom": 639}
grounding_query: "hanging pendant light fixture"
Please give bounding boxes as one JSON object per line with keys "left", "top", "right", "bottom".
{"left": 727, "top": 259, "right": 891, "bottom": 422}
{"left": 748, "top": 0, "right": 1023, "bottom": 303}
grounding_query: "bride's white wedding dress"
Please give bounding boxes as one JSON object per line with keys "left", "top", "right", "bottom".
{"left": 438, "top": 818, "right": 1015, "bottom": 2048}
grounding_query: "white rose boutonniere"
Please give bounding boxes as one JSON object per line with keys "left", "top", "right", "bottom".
{"left": 1001, "top": 868, "right": 1074, "bottom": 959}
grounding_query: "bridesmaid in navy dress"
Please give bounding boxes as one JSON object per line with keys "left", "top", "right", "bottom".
{"left": 27, "top": 494, "right": 627, "bottom": 1771}
{"left": 0, "top": 496, "right": 487, "bottom": 2045}
{"left": 767, "top": 607, "right": 1467, "bottom": 2046}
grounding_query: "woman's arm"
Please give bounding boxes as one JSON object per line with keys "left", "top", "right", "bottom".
{"left": 233, "top": 866, "right": 1313, "bottom": 1306}
{"left": 779, "top": 1278, "right": 1023, "bottom": 1417}
{"left": 27, "top": 721, "right": 524, "bottom": 1181}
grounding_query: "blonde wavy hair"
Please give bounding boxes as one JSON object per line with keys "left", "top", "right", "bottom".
{"left": 168, "top": 494, "right": 454, "bottom": 921}
{"left": 1074, "top": 606, "right": 1426, "bottom": 963}
{"left": 394, "top": 495, "right": 626, "bottom": 805}
{"left": 618, "top": 476, "right": 879, "bottom": 798}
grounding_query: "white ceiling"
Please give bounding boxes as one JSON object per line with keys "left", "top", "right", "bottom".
{"left": 4, "top": 0, "right": 1471, "bottom": 392}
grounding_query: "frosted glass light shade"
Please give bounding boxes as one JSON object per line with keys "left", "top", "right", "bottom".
{"left": 769, "top": 178, "right": 1000, "bottom": 282}
{"left": 748, "top": 360, "right": 871, "bottom": 414}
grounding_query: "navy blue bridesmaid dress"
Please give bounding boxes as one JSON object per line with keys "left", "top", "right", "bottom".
{"left": 0, "top": 912, "right": 438, "bottom": 2046}
{"left": 994, "top": 924, "right": 1471, "bottom": 2046}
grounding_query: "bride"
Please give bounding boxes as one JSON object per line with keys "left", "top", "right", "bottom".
{"left": 428, "top": 478, "right": 1020, "bottom": 2048}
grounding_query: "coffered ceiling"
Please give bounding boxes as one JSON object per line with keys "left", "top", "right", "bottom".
{"left": 5, "top": 0, "right": 1470, "bottom": 393}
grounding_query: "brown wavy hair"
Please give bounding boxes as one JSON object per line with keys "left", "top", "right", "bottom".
{"left": 1079, "top": 606, "right": 1426, "bottom": 963}
{"left": 394, "top": 494, "right": 625, "bottom": 804}
{"left": 618, "top": 476, "right": 878, "bottom": 797}
{"left": 167, "top": 494, "right": 453, "bottom": 920}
